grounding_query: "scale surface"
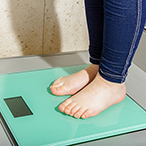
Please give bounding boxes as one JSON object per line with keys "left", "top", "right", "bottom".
{"left": 0, "top": 64, "right": 146, "bottom": 146}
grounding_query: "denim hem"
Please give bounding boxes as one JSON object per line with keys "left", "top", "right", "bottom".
{"left": 90, "top": 57, "right": 100, "bottom": 65}
{"left": 99, "top": 69, "right": 127, "bottom": 83}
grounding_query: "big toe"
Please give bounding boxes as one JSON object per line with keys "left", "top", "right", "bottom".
{"left": 64, "top": 102, "right": 76, "bottom": 115}
{"left": 59, "top": 98, "right": 72, "bottom": 113}
{"left": 50, "top": 81, "right": 63, "bottom": 88}
{"left": 50, "top": 84, "right": 67, "bottom": 95}
{"left": 53, "top": 77, "right": 63, "bottom": 84}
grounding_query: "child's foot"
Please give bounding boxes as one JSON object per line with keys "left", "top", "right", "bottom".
{"left": 50, "top": 64, "right": 99, "bottom": 95}
{"left": 58, "top": 73, "right": 126, "bottom": 119}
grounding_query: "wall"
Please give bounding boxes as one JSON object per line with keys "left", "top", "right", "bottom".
{"left": 133, "top": 31, "right": 146, "bottom": 72}
{"left": 0, "top": 0, "right": 89, "bottom": 58}
{"left": 0, "top": 0, "right": 145, "bottom": 72}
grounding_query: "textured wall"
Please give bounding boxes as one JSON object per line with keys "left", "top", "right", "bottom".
{"left": 0, "top": 0, "right": 88, "bottom": 58}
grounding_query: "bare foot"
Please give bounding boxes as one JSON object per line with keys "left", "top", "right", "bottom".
{"left": 50, "top": 64, "right": 99, "bottom": 95}
{"left": 58, "top": 73, "right": 126, "bottom": 119}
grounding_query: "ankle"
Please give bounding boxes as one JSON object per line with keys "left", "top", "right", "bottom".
{"left": 90, "top": 64, "right": 99, "bottom": 72}
{"left": 84, "top": 64, "right": 99, "bottom": 82}
{"left": 96, "top": 73, "right": 125, "bottom": 87}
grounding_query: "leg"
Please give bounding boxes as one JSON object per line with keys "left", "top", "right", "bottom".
{"left": 50, "top": 0, "right": 104, "bottom": 95}
{"left": 59, "top": 0, "right": 146, "bottom": 118}
{"left": 99, "top": 0, "right": 146, "bottom": 83}
{"left": 86, "top": 0, "right": 104, "bottom": 64}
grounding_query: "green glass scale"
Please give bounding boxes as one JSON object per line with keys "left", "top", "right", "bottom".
{"left": 0, "top": 64, "right": 146, "bottom": 146}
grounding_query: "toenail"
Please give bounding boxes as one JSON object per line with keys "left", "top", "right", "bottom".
{"left": 82, "top": 114, "right": 86, "bottom": 119}
{"left": 65, "top": 109, "right": 70, "bottom": 114}
{"left": 74, "top": 114, "right": 79, "bottom": 118}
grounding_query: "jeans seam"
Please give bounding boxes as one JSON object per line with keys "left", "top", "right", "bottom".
{"left": 121, "top": 0, "right": 142, "bottom": 82}
{"left": 100, "top": 68, "right": 123, "bottom": 79}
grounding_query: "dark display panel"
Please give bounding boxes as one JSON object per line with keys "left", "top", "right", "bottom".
{"left": 4, "top": 96, "right": 33, "bottom": 118}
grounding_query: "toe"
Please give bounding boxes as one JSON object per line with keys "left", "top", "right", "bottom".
{"left": 59, "top": 98, "right": 72, "bottom": 113}
{"left": 50, "top": 85, "right": 66, "bottom": 95}
{"left": 53, "top": 77, "right": 63, "bottom": 84}
{"left": 74, "top": 107, "right": 87, "bottom": 119}
{"left": 64, "top": 102, "right": 76, "bottom": 115}
{"left": 50, "top": 86, "right": 60, "bottom": 95}
{"left": 50, "top": 81, "right": 64, "bottom": 88}
{"left": 81, "top": 109, "right": 92, "bottom": 119}
{"left": 70, "top": 105, "right": 80, "bottom": 116}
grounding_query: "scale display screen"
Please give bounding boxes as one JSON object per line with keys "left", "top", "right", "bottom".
{"left": 4, "top": 96, "right": 33, "bottom": 118}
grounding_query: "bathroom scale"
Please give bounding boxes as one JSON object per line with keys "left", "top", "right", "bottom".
{"left": 0, "top": 64, "right": 146, "bottom": 146}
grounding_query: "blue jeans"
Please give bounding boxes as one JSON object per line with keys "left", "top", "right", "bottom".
{"left": 85, "top": 0, "right": 146, "bottom": 83}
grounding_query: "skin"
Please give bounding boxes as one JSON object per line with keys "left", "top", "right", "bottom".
{"left": 50, "top": 64, "right": 126, "bottom": 119}
{"left": 50, "top": 64, "right": 99, "bottom": 95}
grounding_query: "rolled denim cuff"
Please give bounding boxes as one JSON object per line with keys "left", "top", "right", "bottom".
{"left": 99, "top": 68, "right": 127, "bottom": 84}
